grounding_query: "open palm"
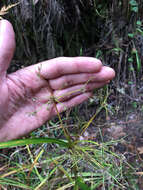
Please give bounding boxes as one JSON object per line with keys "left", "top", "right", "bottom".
{"left": 0, "top": 20, "right": 115, "bottom": 141}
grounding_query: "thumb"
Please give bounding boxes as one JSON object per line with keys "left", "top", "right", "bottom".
{"left": 0, "top": 19, "right": 15, "bottom": 78}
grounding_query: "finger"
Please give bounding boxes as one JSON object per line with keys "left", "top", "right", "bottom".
{"left": 36, "top": 57, "right": 102, "bottom": 79}
{"left": 11, "top": 57, "right": 102, "bottom": 92}
{"left": 52, "top": 92, "right": 93, "bottom": 116}
{"left": 49, "top": 66, "right": 115, "bottom": 90}
{"left": 54, "top": 81, "right": 109, "bottom": 102}
{"left": 0, "top": 20, "right": 15, "bottom": 78}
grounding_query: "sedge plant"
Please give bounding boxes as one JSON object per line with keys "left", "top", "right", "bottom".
{"left": 0, "top": 72, "right": 137, "bottom": 189}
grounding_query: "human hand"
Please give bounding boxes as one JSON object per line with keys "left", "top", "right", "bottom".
{"left": 0, "top": 20, "right": 115, "bottom": 141}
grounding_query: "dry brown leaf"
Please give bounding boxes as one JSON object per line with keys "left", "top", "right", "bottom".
{"left": 0, "top": 2, "right": 19, "bottom": 19}
{"left": 135, "top": 172, "right": 143, "bottom": 175}
{"left": 137, "top": 147, "right": 143, "bottom": 154}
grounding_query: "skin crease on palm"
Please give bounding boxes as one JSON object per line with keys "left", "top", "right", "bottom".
{"left": 0, "top": 19, "right": 115, "bottom": 142}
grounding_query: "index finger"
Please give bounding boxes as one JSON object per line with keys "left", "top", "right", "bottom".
{"left": 37, "top": 57, "right": 102, "bottom": 80}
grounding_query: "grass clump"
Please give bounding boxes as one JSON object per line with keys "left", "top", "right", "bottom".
{"left": 0, "top": 136, "right": 137, "bottom": 189}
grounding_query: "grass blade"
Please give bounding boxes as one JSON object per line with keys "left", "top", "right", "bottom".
{"left": 0, "top": 138, "right": 69, "bottom": 149}
{"left": 0, "top": 178, "right": 32, "bottom": 189}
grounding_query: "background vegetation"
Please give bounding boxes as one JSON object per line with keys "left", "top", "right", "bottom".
{"left": 0, "top": 0, "right": 143, "bottom": 189}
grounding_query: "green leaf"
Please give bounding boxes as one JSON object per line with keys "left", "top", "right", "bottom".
{"left": 128, "top": 81, "right": 133, "bottom": 85}
{"left": 131, "top": 6, "right": 138, "bottom": 12}
{"left": 129, "top": 0, "right": 138, "bottom": 6}
{"left": 128, "top": 57, "right": 133, "bottom": 62}
{"left": 76, "top": 177, "right": 91, "bottom": 190}
{"left": 136, "top": 28, "right": 143, "bottom": 36}
{"left": 134, "top": 49, "right": 141, "bottom": 72}
{"left": 128, "top": 33, "right": 134, "bottom": 38}
{"left": 136, "top": 20, "right": 142, "bottom": 26}
{"left": 0, "top": 138, "right": 69, "bottom": 149}
{"left": 132, "top": 102, "right": 137, "bottom": 108}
